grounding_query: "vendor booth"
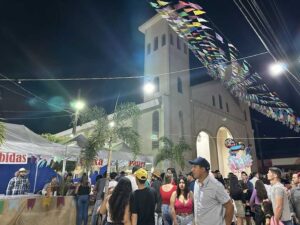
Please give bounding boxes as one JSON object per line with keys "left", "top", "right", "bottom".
{"left": 0, "top": 123, "right": 81, "bottom": 194}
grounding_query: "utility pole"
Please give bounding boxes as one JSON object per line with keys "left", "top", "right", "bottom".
{"left": 252, "top": 118, "right": 264, "bottom": 171}
{"left": 72, "top": 89, "right": 81, "bottom": 136}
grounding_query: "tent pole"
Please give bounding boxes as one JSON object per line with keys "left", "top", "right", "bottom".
{"left": 62, "top": 146, "right": 68, "bottom": 175}
{"left": 62, "top": 159, "right": 67, "bottom": 174}
{"left": 33, "top": 160, "right": 38, "bottom": 193}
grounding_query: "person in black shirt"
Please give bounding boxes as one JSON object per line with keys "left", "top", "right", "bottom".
{"left": 130, "top": 168, "right": 157, "bottom": 225}
{"left": 75, "top": 174, "right": 91, "bottom": 225}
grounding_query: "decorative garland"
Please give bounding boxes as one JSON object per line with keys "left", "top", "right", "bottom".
{"left": 149, "top": 0, "right": 300, "bottom": 132}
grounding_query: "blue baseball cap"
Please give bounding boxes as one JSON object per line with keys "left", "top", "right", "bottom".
{"left": 189, "top": 157, "right": 210, "bottom": 171}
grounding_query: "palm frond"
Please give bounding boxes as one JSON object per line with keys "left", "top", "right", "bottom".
{"left": 0, "top": 122, "right": 5, "bottom": 145}
{"left": 117, "top": 127, "right": 140, "bottom": 156}
{"left": 154, "top": 151, "right": 170, "bottom": 166}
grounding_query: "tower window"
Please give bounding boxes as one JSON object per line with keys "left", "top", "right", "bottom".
{"left": 177, "top": 77, "right": 183, "bottom": 93}
{"left": 152, "top": 111, "right": 159, "bottom": 149}
{"left": 162, "top": 34, "right": 166, "bottom": 46}
{"left": 212, "top": 96, "right": 215, "bottom": 106}
{"left": 184, "top": 44, "right": 188, "bottom": 54}
{"left": 177, "top": 36, "right": 181, "bottom": 50}
{"left": 170, "top": 33, "right": 174, "bottom": 45}
{"left": 147, "top": 43, "right": 151, "bottom": 55}
{"left": 219, "top": 95, "right": 223, "bottom": 109}
{"left": 226, "top": 103, "right": 229, "bottom": 113}
{"left": 154, "top": 77, "right": 160, "bottom": 92}
{"left": 154, "top": 36, "right": 158, "bottom": 51}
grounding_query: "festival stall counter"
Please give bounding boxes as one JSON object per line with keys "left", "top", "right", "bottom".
{"left": 0, "top": 195, "right": 76, "bottom": 225}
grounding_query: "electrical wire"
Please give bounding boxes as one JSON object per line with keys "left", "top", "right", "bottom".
{"left": 0, "top": 114, "right": 71, "bottom": 120}
{"left": 0, "top": 51, "right": 269, "bottom": 82}
{"left": 0, "top": 73, "right": 73, "bottom": 114}
{"left": 235, "top": 0, "right": 300, "bottom": 86}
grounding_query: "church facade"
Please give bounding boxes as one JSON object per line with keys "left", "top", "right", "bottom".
{"left": 57, "top": 15, "right": 257, "bottom": 176}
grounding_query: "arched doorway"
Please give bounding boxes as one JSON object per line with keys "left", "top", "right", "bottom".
{"left": 196, "top": 131, "right": 218, "bottom": 170}
{"left": 216, "top": 127, "right": 233, "bottom": 177}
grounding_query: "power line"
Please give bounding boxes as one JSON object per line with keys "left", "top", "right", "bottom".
{"left": 0, "top": 52, "right": 269, "bottom": 82}
{"left": 0, "top": 114, "right": 71, "bottom": 120}
{"left": 0, "top": 110, "right": 64, "bottom": 113}
{"left": 0, "top": 73, "right": 73, "bottom": 114}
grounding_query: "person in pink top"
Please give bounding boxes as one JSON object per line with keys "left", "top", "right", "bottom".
{"left": 160, "top": 172, "right": 177, "bottom": 225}
{"left": 170, "top": 177, "right": 194, "bottom": 225}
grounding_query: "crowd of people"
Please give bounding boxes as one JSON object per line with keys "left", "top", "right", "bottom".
{"left": 5, "top": 157, "right": 300, "bottom": 225}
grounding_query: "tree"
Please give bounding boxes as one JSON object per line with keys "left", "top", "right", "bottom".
{"left": 80, "top": 102, "right": 141, "bottom": 172}
{"left": 154, "top": 137, "right": 191, "bottom": 170}
{"left": 0, "top": 122, "right": 5, "bottom": 145}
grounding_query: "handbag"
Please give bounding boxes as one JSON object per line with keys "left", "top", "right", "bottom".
{"left": 270, "top": 216, "right": 284, "bottom": 225}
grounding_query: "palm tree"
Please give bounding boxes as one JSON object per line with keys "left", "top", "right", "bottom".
{"left": 80, "top": 102, "right": 141, "bottom": 177}
{"left": 154, "top": 137, "right": 191, "bottom": 170}
{"left": 0, "top": 122, "right": 5, "bottom": 145}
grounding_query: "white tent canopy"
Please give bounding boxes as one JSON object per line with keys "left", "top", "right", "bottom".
{"left": 68, "top": 134, "right": 153, "bottom": 163}
{"left": 0, "top": 122, "right": 81, "bottom": 159}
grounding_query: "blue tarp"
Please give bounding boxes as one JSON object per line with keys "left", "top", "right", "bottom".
{"left": 0, "top": 160, "right": 57, "bottom": 194}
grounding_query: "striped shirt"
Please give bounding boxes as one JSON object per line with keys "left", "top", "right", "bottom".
{"left": 6, "top": 176, "right": 30, "bottom": 195}
{"left": 194, "top": 175, "right": 230, "bottom": 225}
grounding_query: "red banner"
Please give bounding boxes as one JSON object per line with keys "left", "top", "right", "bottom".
{"left": 128, "top": 161, "right": 145, "bottom": 167}
{"left": 0, "top": 152, "right": 28, "bottom": 164}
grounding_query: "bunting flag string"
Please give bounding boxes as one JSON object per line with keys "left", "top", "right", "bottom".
{"left": 149, "top": 0, "right": 300, "bottom": 132}
{"left": 27, "top": 198, "right": 36, "bottom": 210}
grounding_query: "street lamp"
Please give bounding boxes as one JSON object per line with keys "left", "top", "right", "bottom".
{"left": 71, "top": 100, "right": 86, "bottom": 135}
{"left": 269, "top": 62, "right": 287, "bottom": 77}
{"left": 143, "top": 82, "right": 155, "bottom": 95}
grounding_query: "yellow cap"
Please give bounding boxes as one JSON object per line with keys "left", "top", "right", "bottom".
{"left": 134, "top": 168, "right": 148, "bottom": 180}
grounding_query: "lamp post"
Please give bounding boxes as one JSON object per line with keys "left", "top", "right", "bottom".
{"left": 71, "top": 100, "right": 85, "bottom": 136}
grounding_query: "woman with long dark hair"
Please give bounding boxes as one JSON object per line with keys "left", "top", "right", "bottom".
{"left": 100, "top": 177, "right": 132, "bottom": 225}
{"left": 250, "top": 179, "right": 269, "bottom": 225}
{"left": 75, "top": 174, "right": 91, "bottom": 225}
{"left": 228, "top": 174, "right": 244, "bottom": 225}
{"left": 170, "top": 177, "right": 193, "bottom": 225}
{"left": 160, "top": 172, "right": 177, "bottom": 225}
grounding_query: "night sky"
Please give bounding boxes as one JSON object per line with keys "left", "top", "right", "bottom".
{"left": 0, "top": 0, "right": 299, "bottom": 159}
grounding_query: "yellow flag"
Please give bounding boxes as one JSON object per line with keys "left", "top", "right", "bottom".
{"left": 157, "top": 1, "right": 169, "bottom": 6}
{"left": 193, "top": 10, "right": 206, "bottom": 15}
{"left": 42, "top": 197, "right": 52, "bottom": 207}
{"left": 192, "top": 22, "right": 202, "bottom": 27}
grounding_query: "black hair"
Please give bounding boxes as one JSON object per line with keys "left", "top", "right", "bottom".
{"left": 176, "top": 177, "right": 189, "bottom": 199}
{"left": 255, "top": 180, "right": 268, "bottom": 201}
{"left": 137, "top": 178, "right": 146, "bottom": 185}
{"left": 110, "top": 172, "right": 118, "bottom": 180}
{"left": 80, "top": 174, "right": 89, "bottom": 186}
{"left": 228, "top": 174, "right": 243, "bottom": 200}
{"left": 269, "top": 167, "right": 282, "bottom": 179}
{"left": 241, "top": 171, "right": 248, "bottom": 176}
{"left": 109, "top": 177, "right": 132, "bottom": 223}
{"left": 132, "top": 166, "right": 141, "bottom": 174}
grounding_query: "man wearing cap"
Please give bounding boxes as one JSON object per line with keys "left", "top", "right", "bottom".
{"left": 126, "top": 166, "right": 140, "bottom": 192}
{"left": 130, "top": 168, "right": 157, "bottom": 225}
{"left": 189, "top": 157, "right": 234, "bottom": 225}
{"left": 6, "top": 168, "right": 30, "bottom": 195}
{"left": 268, "top": 167, "right": 292, "bottom": 225}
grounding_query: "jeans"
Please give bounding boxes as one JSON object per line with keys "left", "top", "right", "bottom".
{"left": 162, "top": 204, "right": 172, "bottom": 225}
{"left": 91, "top": 199, "right": 102, "bottom": 225}
{"left": 176, "top": 214, "right": 193, "bottom": 225}
{"left": 282, "top": 221, "right": 293, "bottom": 225}
{"left": 77, "top": 195, "right": 89, "bottom": 225}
